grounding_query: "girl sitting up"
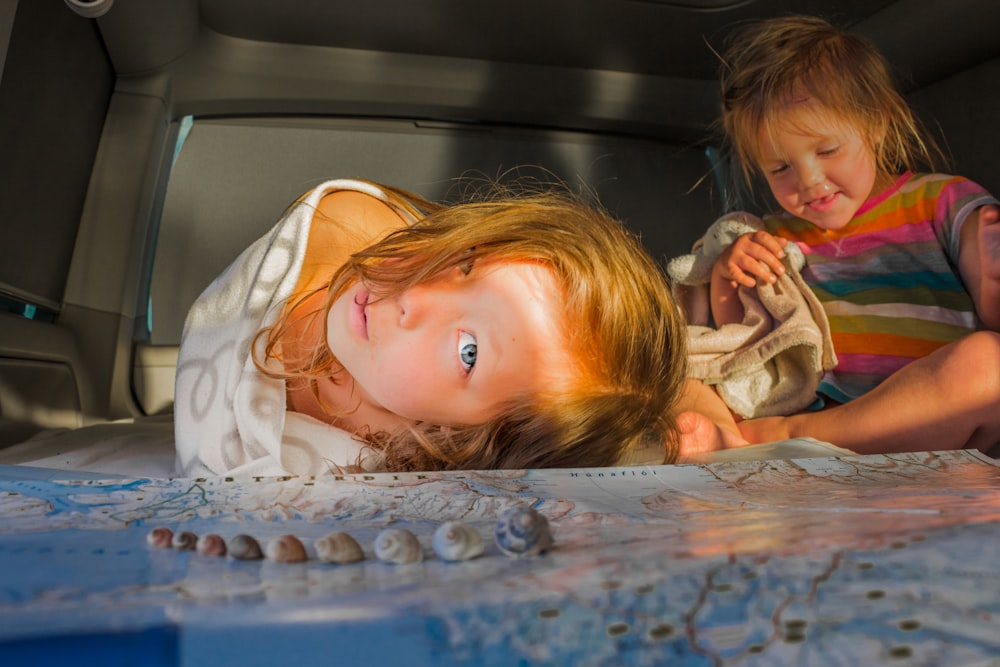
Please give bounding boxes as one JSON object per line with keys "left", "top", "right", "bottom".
{"left": 677, "top": 16, "right": 1000, "bottom": 459}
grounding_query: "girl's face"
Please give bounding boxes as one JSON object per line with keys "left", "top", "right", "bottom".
{"left": 756, "top": 102, "right": 883, "bottom": 231}
{"left": 325, "top": 260, "right": 574, "bottom": 427}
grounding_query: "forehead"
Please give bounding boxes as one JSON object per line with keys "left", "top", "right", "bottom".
{"left": 466, "top": 261, "right": 578, "bottom": 409}
{"left": 477, "top": 260, "right": 574, "bottom": 364}
{"left": 755, "top": 99, "right": 857, "bottom": 157}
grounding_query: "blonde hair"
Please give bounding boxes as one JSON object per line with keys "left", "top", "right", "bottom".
{"left": 718, "top": 15, "right": 945, "bottom": 185}
{"left": 258, "top": 181, "right": 688, "bottom": 471}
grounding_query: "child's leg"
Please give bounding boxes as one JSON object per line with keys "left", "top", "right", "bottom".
{"left": 739, "top": 331, "right": 1000, "bottom": 454}
{"left": 675, "top": 379, "right": 750, "bottom": 460}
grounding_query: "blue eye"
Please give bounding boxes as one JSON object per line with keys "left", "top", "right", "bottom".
{"left": 458, "top": 331, "right": 477, "bottom": 373}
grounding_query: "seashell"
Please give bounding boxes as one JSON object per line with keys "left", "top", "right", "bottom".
{"left": 265, "top": 534, "right": 308, "bottom": 563}
{"left": 196, "top": 533, "right": 227, "bottom": 557}
{"left": 373, "top": 527, "right": 423, "bottom": 564}
{"left": 228, "top": 533, "right": 264, "bottom": 560}
{"left": 315, "top": 531, "right": 365, "bottom": 564}
{"left": 432, "top": 522, "right": 484, "bottom": 562}
{"left": 146, "top": 526, "right": 174, "bottom": 548}
{"left": 171, "top": 530, "right": 198, "bottom": 551}
{"left": 494, "top": 505, "right": 553, "bottom": 557}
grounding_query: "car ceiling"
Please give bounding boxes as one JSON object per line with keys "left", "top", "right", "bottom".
{"left": 196, "top": 0, "right": 997, "bottom": 87}
{"left": 92, "top": 0, "right": 1000, "bottom": 144}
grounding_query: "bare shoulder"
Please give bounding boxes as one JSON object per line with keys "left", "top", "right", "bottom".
{"left": 313, "top": 189, "right": 409, "bottom": 243}
{"left": 291, "top": 188, "right": 409, "bottom": 297}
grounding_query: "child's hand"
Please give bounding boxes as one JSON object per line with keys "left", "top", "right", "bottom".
{"left": 981, "top": 204, "right": 1000, "bottom": 282}
{"left": 964, "top": 203, "right": 1000, "bottom": 331}
{"left": 713, "top": 231, "right": 789, "bottom": 288}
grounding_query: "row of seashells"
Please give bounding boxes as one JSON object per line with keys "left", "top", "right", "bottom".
{"left": 147, "top": 504, "right": 552, "bottom": 564}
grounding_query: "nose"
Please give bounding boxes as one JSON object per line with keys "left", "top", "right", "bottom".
{"left": 799, "top": 159, "right": 824, "bottom": 189}
{"left": 396, "top": 283, "right": 434, "bottom": 330}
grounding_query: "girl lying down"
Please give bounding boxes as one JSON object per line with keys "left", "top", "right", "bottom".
{"left": 174, "top": 179, "right": 689, "bottom": 476}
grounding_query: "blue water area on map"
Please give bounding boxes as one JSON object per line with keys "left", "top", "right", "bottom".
{"left": 3, "top": 628, "right": 179, "bottom": 666}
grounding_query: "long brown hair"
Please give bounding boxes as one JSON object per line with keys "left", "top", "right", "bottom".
{"left": 257, "top": 181, "right": 688, "bottom": 470}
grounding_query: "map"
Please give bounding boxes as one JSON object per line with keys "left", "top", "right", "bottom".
{"left": 1, "top": 450, "right": 999, "bottom": 666}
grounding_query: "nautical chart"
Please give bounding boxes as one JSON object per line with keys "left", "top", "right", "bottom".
{"left": 1, "top": 450, "right": 999, "bottom": 666}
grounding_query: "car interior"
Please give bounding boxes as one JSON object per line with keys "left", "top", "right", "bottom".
{"left": 1, "top": 0, "right": 999, "bottom": 476}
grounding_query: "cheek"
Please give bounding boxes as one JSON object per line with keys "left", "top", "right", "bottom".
{"left": 366, "top": 343, "right": 436, "bottom": 416}
{"left": 766, "top": 177, "right": 796, "bottom": 202}
{"left": 859, "top": 158, "right": 879, "bottom": 190}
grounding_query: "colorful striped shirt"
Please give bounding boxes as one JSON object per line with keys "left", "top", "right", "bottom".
{"left": 763, "top": 172, "right": 997, "bottom": 403}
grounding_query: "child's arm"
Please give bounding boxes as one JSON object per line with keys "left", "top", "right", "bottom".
{"left": 959, "top": 204, "right": 1000, "bottom": 331}
{"left": 710, "top": 231, "right": 788, "bottom": 325}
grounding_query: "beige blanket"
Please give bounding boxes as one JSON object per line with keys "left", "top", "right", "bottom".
{"left": 668, "top": 212, "right": 837, "bottom": 418}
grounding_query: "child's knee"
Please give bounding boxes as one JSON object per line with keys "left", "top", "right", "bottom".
{"left": 954, "top": 331, "right": 1000, "bottom": 364}
{"left": 950, "top": 331, "right": 1000, "bottom": 398}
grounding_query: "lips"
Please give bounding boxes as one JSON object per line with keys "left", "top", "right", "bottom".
{"left": 351, "top": 289, "right": 370, "bottom": 341}
{"left": 808, "top": 192, "right": 839, "bottom": 212}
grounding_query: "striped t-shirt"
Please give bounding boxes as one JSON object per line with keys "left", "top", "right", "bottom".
{"left": 763, "top": 172, "right": 997, "bottom": 403}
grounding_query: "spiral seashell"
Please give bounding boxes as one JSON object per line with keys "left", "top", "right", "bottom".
{"left": 228, "top": 533, "right": 264, "bottom": 560}
{"left": 146, "top": 526, "right": 174, "bottom": 548}
{"left": 494, "top": 505, "right": 553, "bottom": 557}
{"left": 265, "top": 534, "right": 308, "bottom": 563}
{"left": 171, "top": 530, "right": 198, "bottom": 551}
{"left": 196, "top": 533, "right": 228, "bottom": 557}
{"left": 315, "top": 531, "right": 365, "bottom": 564}
{"left": 432, "top": 522, "right": 484, "bottom": 562}
{"left": 373, "top": 527, "right": 423, "bottom": 564}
